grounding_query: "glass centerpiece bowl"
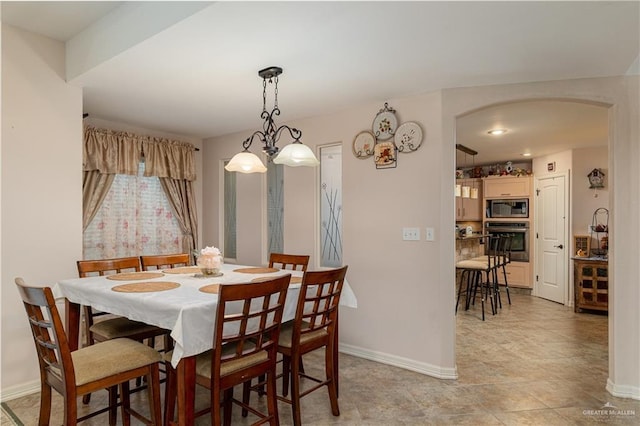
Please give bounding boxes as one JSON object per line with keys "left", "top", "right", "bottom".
{"left": 195, "top": 246, "right": 223, "bottom": 276}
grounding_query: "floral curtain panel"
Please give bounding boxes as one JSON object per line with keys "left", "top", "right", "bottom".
{"left": 83, "top": 164, "right": 182, "bottom": 259}
{"left": 83, "top": 126, "right": 198, "bottom": 258}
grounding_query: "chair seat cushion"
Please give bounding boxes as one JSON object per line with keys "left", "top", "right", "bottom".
{"left": 90, "top": 316, "right": 165, "bottom": 340}
{"left": 68, "top": 338, "right": 161, "bottom": 386}
{"left": 278, "top": 322, "right": 328, "bottom": 349}
{"left": 455, "top": 259, "right": 490, "bottom": 270}
{"left": 164, "top": 344, "right": 269, "bottom": 379}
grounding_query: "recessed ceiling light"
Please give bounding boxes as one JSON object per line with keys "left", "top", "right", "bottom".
{"left": 488, "top": 129, "right": 507, "bottom": 136}
{"left": 522, "top": 153, "right": 532, "bottom": 157}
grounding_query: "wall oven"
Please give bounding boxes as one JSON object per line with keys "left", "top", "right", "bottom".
{"left": 487, "top": 198, "right": 529, "bottom": 218}
{"left": 485, "top": 222, "right": 530, "bottom": 262}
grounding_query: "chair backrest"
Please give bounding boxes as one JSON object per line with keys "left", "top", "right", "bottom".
{"left": 213, "top": 275, "right": 290, "bottom": 386}
{"left": 494, "top": 233, "right": 513, "bottom": 266}
{"left": 77, "top": 257, "right": 143, "bottom": 333}
{"left": 268, "top": 253, "right": 310, "bottom": 272}
{"left": 77, "top": 256, "right": 141, "bottom": 277}
{"left": 292, "top": 266, "right": 348, "bottom": 346}
{"left": 140, "top": 253, "right": 190, "bottom": 270}
{"left": 15, "top": 278, "right": 75, "bottom": 392}
{"left": 484, "top": 235, "right": 502, "bottom": 265}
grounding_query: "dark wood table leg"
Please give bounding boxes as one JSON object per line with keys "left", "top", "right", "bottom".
{"left": 65, "top": 299, "right": 81, "bottom": 352}
{"left": 176, "top": 356, "right": 196, "bottom": 426}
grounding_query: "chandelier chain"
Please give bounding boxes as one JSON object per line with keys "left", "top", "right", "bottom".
{"left": 262, "top": 78, "right": 267, "bottom": 114}
{"left": 274, "top": 75, "right": 279, "bottom": 110}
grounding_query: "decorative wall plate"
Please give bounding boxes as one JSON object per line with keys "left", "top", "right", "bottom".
{"left": 394, "top": 121, "right": 423, "bottom": 153}
{"left": 352, "top": 131, "right": 375, "bottom": 158}
{"left": 374, "top": 141, "right": 397, "bottom": 169}
{"left": 372, "top": 103, "right": 397, "bottom": 140}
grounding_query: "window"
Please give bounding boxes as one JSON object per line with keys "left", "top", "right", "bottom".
{"left": 223, "top": 161, "right": 237, "bottom": 259}
{"left": 320, "top": 144, "right": 342, "bottom": 267}
{"left": 83, "top": 162, "right": 182, "bottom": 259}
{"left": 267, "top": 162, "right": 284, "bottom": 256}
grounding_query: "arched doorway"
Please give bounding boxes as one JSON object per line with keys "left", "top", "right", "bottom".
{"left": 441, "top": 77, "right": 639, "bottom": 399}
{"left": 453, "top": 98, "right": 611, "bottom": 385}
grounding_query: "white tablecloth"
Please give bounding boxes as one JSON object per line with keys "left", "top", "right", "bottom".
{"left": 53, "top": 263, "right": 357, "bottom": 367}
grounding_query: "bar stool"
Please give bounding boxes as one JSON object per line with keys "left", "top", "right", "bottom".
{"left": 456, "top": 235, "right": 500, "bottom": 320}
{"left": 469, "top": 233, "right": 513, "bottom": 308}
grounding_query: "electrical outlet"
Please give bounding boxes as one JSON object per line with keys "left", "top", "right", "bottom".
{"left": 402, "top": 227, "right": 420, "bottom": 241}
{"left": 426, "top": 227, "right": 435, "bottom": 241}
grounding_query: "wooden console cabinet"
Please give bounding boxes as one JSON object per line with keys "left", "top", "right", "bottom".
{"left": 573, "top": 258, "right": 608, "bottom": 313}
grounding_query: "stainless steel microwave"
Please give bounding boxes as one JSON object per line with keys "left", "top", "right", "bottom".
{"left": 486, "top": 198, "right": 529, "bottom": 218}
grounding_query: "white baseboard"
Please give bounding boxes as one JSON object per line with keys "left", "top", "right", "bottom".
{"left": 607, "top": 378, "right": 640, "bottom": 400}
{"left": 339, "top": 343, "right": 458, "bottom": 380}
{"left": 0, "top": 380, "right": 40, "bottom": 403}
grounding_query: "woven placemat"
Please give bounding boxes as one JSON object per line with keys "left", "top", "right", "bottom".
{"left": 162, "top": 266, "right": 201, "bottom": 274}
{"left": 106, "top": 271, "right": 164, "bottom": 281}
{"left": 251, "top": 276, "right": 302, "bottom": 284}
{"left": 111, "top": 281, "right": 180, "bottom": 293}
{"left": 233, "top": 267, "right": 279, "bottom": 274}
{"left": 199, "top": 284, "right": 221, "bottom": 294}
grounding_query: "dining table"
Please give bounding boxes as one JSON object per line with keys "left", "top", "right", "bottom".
{"left": 53, "top": 262, "right": 357, "bottom": 425}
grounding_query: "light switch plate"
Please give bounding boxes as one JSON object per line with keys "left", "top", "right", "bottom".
{"left": 426, "top": 227, "right": 435, "bottom": 241}
{"left": 402, "top": 227, "right": 420, "bottom": 241}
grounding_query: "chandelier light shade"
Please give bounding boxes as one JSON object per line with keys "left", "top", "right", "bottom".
{"left": 224, "top": 151, "right": 267, "bottom": 173}
{"left": 273, "top": 141, "right": 320, "bottom": 167}
{"left": 225, "top": 66, "right": 319, "bottom": 173}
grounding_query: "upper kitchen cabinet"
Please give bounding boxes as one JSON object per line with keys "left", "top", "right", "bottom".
{"left": 484, "top": 176, "right": 532, "bottom": 198}
{"left": 456, "top": 178, "right": 483, "bottom": 221}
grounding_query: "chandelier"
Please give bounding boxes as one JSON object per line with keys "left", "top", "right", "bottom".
{"left": 225, "top": 66, "right": 319, "bottom": 173}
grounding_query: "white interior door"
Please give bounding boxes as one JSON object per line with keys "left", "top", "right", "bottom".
{"left": 535, "top": 173, "right": 569, "bottom": 304}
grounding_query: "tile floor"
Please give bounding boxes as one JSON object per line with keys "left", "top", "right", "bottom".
{"left": 3, "top": 293, "right": 639, "bottom": 425}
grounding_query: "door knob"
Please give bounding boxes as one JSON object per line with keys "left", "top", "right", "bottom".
{"left": 554, "top": 244, "right": 564, "bottom": 249}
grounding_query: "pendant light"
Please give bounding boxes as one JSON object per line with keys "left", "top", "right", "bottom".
{"left": 225, "top": 66, "right": 319, "bottom": 173}
{"left": 470, "top": 152, "right": 478, "bottom": 199}
{"left": 461, "top": 152, "right": 471, "bottom": 198}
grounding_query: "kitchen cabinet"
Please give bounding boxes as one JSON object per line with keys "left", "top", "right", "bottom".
{"left": 455, "top": 179, "right": 482, "bottom": 221}
{"left": 573, "top": 258, "right": 608, "bottom": 312}
{"left": 496, "top": 261, "right": 531, "bottom": 288}
{"left": 484, "top": 176, "right": 531, "bottom": 198}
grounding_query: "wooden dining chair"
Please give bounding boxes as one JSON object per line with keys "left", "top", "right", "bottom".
{"left": 15, "top": 278, "right": 162, "bottom": 426}
{"left": 274, "top": 266, "right": 348, "bottom": 426}
{"left": 77, "top": 257, "right": 171, "bottom": 347}
{"left": 164, "top": 275, "right": 290, "bottom": 426}
{"left": 268, "top": 253, "right": 310, "bottom": 272}
{"left": 140, "top": 253, "right": 191, "bottom": 270}
{"left": 77, "top": 257, "right": 171, "bottom": 403}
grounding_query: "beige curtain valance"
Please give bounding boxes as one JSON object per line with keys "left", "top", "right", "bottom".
{"left": 83, "top": 126, "right": 196, "bottom": 181}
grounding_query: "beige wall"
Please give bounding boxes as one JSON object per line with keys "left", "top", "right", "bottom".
{"left": 571, "top": 146, "right": 610, "bottom": 237}
{"left": 1, "top": 25, "right": 83, "bottom": 393}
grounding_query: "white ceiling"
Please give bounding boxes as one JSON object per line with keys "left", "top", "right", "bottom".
{"left": 2, "top": 1, "right": 638, "bottom": 164}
